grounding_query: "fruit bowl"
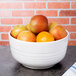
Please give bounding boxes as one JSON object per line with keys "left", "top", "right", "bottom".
{"left": 9, "top": 30, "right": 69, "bottom": 69}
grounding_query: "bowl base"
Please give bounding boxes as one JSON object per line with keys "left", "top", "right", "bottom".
{"left": 22, "top": 64, "right": 54, "bottom": 69}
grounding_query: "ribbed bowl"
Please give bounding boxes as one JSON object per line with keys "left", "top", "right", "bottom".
{"left": 9, "top": 30, "right": 69, "bottom": 69}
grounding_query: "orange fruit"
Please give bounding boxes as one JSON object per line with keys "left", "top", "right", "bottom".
{"left": 36, "top": 31, "right": 54, "bottom": 42}
{"left": 17, "top": 31, "right": 36, "bottom": 42}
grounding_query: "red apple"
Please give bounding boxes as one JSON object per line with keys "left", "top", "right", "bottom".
{"left": 17, "top": 31, "right": 36, "bottom": 42}
{"left": 30, "top": 15, "right": 48, "bottom": 34}
{"left": 50, "top": 25, "right": 67, "bottom": 40}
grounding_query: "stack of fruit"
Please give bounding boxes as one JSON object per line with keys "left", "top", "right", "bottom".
{"left": 11, "top": 15, "right": 67, "bottom": 42}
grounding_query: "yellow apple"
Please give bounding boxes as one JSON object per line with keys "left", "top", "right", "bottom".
{"left": 11, "top": 25, "right": 27, "bottom": 38}
{"left": 49, "top": 22, "right": 58, "bottom": 31}
{"left": 26, "top": 24, "right": 31, "bottom": 31}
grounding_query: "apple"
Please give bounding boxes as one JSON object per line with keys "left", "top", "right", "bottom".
{"left": 13, "top": 25, "right": 26, "bottom": 30}
{"left": 30, "top": 15, "right": 48, "bottom": 34}
{"left": 17, "top": 31, "right": 36, "bottom": 42}
{"left": 50, "top": 25, "right": 67, "bottom": 40}
{"left": 26, "top": 24, "right": 31, "bottom": 31}
{"left": 11, "top": 25, "right": 27, "bottom": 38}
{"left": 49, "top": 22, "right": 58, "bottom": 31}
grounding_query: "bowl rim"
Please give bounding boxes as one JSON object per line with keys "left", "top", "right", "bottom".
{"left": 9, "top": 30, "right": 69, "bottom": 44}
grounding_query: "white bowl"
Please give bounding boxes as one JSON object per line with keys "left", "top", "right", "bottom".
{"left": 9, "top": 30, "right": 69, "bottom": 69}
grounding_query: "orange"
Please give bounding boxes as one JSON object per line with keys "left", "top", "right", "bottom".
{"left": 36, "top": 31, "right": 54, "bottom": 42}
{"left": 17, "top": 31, "right": 36, "bottom": 42}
